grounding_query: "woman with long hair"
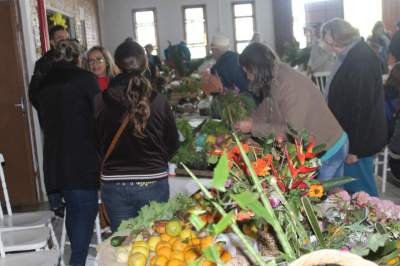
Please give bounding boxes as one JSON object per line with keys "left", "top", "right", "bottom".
{"left": 95, "top": 38, "right": 180, "bottom": 232}
{"left": 31, "top": 39, "right": 100, "bottom": 266}
{"left": 86, "top": 46, "right": 119, "bottom": 91}
{"left": 236, "top": 42, "right": 348, "bottom": 181}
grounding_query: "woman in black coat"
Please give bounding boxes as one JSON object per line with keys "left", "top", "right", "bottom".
{"left": 31, "top": 40, "right": 100, "bottom": 266}
{"left": 322, "top": 19, "right": 387, "bottom": 197}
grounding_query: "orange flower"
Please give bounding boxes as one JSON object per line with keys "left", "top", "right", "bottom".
{"left": 308, "top": 184, "right": 324, "bottom": 198}
{"left": 236, "top": 211, "right": 254, "bottom": 221}
{"left": 232, "top": 144, "right": 250, "bottom": 154}
{"left": 252, "top": 158, "right": 269, "bottom": 176}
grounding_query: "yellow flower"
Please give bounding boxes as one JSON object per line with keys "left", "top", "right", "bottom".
{"left": 387, "top": 257, "right": 399, "bottom": 265}
{"left": 308, "top": 184, "right": 324, "bottom": 198}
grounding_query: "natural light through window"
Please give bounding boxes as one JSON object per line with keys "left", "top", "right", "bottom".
{"left": 233, "top": 2, "right": 255, "bottom": 53}
{"left": 183, "top": 6, "right": 208, "bottom": 59}
{"left": 132, "top": 9, "right": 158, "bottom": 55}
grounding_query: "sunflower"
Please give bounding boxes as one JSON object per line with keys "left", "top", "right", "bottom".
{"left": 308, "top": 184, "right": 324, "bottom": 198}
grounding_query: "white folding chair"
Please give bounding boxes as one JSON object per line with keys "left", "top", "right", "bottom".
{"left": 0, "top": 234, "right": 59, "bottom": 266}
{"left": 373, "top": 147, "right": 389, "bottom": 193}
{"left": 0, "top": 154, "right": 59, "bottom": 248}
{"left": 311, "top": 71, "right": 330, "bottom": 94}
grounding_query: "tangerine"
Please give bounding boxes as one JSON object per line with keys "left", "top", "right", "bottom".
{"left": 153, "top": 255, "right": 169, "bottom": 266}
{"left": 156, "top": 246, "right": 172, "bottom": 259}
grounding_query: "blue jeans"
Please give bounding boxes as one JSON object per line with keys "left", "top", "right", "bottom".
{"left": 319, "top": 138, "right": 349, "bottom": 181}
{"left": 63, "top": 190, "right": 98, "bottom": 266}
{"left": 101, "top": 179, "right": 169, "bottom": 232}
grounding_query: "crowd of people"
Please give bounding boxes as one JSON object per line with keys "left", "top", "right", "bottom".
{"left": 28, "top": 17, "right": 400, "bottom": 265}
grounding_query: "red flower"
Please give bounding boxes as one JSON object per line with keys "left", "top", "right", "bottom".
{"left": 277, "top": 179, "right": 287, "bottom": 192}
{"left": 232, "top": 144, "right": 250, "bottom": 154}
{"left": 210, "top": 148, "right": 224, "bottom": 155}
{"left": 291, "top": 179, "right": 308, "bottom": 190}
{"left": 305, "top": 136, "right": 318, "bottom": 159}
{"left": 236, "top": 211, "right": 254, "bottom": 221}
{"left": 295, "top": 139, "right": 306, "bottom": 166}
{"left": 298, "top": 165, "right": 319, "bottom": 174}
{"left": 284, "top": 147, "right": 299, "bottom": 178}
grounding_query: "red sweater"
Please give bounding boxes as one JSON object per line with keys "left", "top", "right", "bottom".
{"left": 97, "top": 76, "right": 109, "bottom": 92}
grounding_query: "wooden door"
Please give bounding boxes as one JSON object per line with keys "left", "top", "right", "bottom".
{"left": 0, "top": 0, "right": 38, "bottom": 206}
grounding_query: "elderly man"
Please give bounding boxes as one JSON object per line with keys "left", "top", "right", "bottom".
{"left": 201, "top": 34, "right": 248, "bottom": 94}
{"left": 322, "top": 18, "right": 387, "bottom": 196}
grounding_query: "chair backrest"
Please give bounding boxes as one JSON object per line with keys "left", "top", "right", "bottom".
{"left": 0, "top": 154, "right": 13, "bottom": 218}
{"left": 311, "top": 71, "right": 330, "bottom": 94}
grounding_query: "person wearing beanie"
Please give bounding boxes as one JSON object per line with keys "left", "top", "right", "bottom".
{"left": 94, "top": 38, "right": 179, "bottom": 232}
{"left": 201, "top": 33, "right": 248, "bottom": 94}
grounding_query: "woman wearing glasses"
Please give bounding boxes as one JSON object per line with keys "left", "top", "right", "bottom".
{"left": 86, "top": 46, "right": 119, "bottom": 91}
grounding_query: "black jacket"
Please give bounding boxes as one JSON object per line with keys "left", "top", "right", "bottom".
{"left": 328, "top": 40, "right": 387, "bottom": 157}
{"left": 389, "top": 31, "right": 400, "bottom": 62}
{"left": 32, "top": 62, "right": 100, "bottom": 192}
{"left": 94, "top": 73, "right": 179, "bottom": 180}
{"left": 29, "top": 49, "right": 56, "bottom": 111}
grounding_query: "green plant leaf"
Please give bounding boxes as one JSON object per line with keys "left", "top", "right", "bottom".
{"left": 301, "top": 197, "right": 324, "bottom": 246}
{"left": 203, "top": 245, "right": 222, "bottom": 264}
{"left": 231, "top": 192, "right": 274, "bottom": 225}
{"left": 368, "top": 233, "right": 388, "bottom": 252}
{"left": 212, "top": 211, "right": 234, "bottom": 235}
{"left": 351, "top": 246, "right": 370, "bottom": 256}
{"left": 212, "top": 152, "right": 229, "bottom": 192}
{"left": 320, "top": 176, "right": 355, "bottom": 190}
{"left": 190, "top": 213, "right": 206, "bottom": 231}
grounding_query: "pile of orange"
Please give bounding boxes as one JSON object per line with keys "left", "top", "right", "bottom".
{"left": 128, "top": 219, "right": 232, "bottom": 266}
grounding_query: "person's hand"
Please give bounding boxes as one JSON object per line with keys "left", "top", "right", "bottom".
{"left": 235, "top": 119, "right": 253, "bottom": 133}
{"left": 345, "top": 154, "right": 358, "bottom": 164}
{"left": 201, "top": 71, "right": 223, "bottom": 94}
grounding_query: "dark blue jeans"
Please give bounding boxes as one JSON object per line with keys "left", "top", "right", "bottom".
{"left": 63, "top": 189, "right": 98, "bottom": 266}
{"left": 101, "top": 179, "right": 169, "bottom": 232}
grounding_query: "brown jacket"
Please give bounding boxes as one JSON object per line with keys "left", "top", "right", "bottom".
{"left": 252, "top": 62, "right": 343, "bottom": 149}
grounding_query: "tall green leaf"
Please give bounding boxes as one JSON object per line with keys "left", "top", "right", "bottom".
{"left": 212, "top": 152, "right": 229, "bottom": 192}
{"left": 320, "top": 176, "right": 355, "bottom": 190}
{"left": 301, "top": 197, "right": 324, "bottom": 246}
{"left": 231, "top": 192, "right": 274, "bottom": 225}
{"left": 212, "top": 211, "right": 234, "bottom": 235}
{"left": 203, "top": 245, "right": 223, "bottom": 264}
{"left": 190, "top": 213, "right": 206, "bottom": 231}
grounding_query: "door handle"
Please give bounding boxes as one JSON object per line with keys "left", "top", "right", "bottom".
{"left": 14, "top": 97, "right": 25, "bottom": 113}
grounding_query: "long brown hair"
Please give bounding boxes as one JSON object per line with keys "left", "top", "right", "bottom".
{"left": 386, "top": 63, "right": 400, "bottom": 90}
{"left": 239, "top": 42, "right": 277, "bottom": 99}
{"left": 114, "top": 38, "right": 152, "bottom": 138}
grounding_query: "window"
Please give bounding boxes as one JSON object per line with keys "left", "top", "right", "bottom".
{"left": 132, "top": 9, "right": 158, "bottom": 54}
{"left": 232, "top": 2, "right": 256, "bottom": 53}
{"left": 183, "top": 6, "right": 208, "bottom": 59}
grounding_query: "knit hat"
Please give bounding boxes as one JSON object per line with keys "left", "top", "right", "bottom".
{"left": 210, "top": 34, "right": 230, "bottom": 49}
{"left": 114, "top": 38, "right": 147, "bottom": 73}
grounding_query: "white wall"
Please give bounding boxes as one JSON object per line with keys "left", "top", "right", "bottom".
{"left": 98, "top": 0, "right": 275, "bottom": 57}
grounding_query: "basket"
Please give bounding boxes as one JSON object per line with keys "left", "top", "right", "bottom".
{"left": 289, "top": 249, "right": 378, "bottom": 266}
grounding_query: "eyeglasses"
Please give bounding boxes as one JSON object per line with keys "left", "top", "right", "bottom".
{"left": 88, "top": 56, "right": 105, "bottom": 65}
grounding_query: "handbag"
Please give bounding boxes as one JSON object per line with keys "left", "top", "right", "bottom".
{"left": 99, "top": 113, "right": 130, "bottom": 228}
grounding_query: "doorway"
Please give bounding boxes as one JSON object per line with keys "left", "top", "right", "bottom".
{"left": 0, "top": 0, "right": 38, "bottom": 206}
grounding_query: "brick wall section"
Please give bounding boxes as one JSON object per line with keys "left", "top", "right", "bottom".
{"left": 30, "top": 0, "right": 100, "bottom": 56}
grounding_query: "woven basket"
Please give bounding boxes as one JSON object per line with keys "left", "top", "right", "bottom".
{"left": 289, "top": 249, "right": 378, "bottom": 266}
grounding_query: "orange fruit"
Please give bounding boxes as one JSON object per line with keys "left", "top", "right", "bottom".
{"left": 172, "top": 240, "right": 187, "bottom": 252}
{"left": 156, "top": 246, "right": 172, "bottom": 259}
{"left": 179, "top": 229, "right": 196, "bottom": 241}
{"left": 184, "top": 248, "right": 199, "bottom": 263}
{"left": 170, "top": 251, "right": 185, "bottom": 261}
{"left": 188, "top": 238, "right": 200, "bottom": 247}
{"left": 153, "top": 255, "right": 169, "bottom": 266}
{"left": 166, "top": 220, "right": 182, "bottom": 237}
{"left": 167, "top": 258, "right": 185, "bottom": 266}
{"left": 156, "top": 241, "right": 171, "bottom": 251}
{"left": 161, "top": 233, "right": 172, "bottom": 242}
{"left": 169, "top": 237, "right": 178, "bottom": 246}
{"left": 200, "top": 259, "right": 215, "bottom": 266}
{"left": 154, "top": 221, "right": 167, "bottom": 234}
{"left": 200, "top": 236, "right": 214, "bottom": 250}
{"left": 221, "top": 250, "right": 232, "bottom": 263}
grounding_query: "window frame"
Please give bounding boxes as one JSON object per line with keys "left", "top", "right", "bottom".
{"left": 131, "top": 8, "right": 160, "bottom": 55}
{"left": 182, "top": 4, "right": 209, "bottom": 58}
{"left": 231, "top": 1, "right": 257, "bottom": 53}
